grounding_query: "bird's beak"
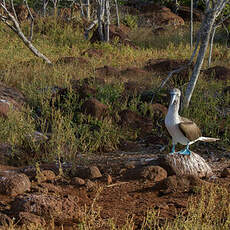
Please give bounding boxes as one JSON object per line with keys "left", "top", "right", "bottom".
{"left": 170, "top": 93, "right": 177, "bottom": 105}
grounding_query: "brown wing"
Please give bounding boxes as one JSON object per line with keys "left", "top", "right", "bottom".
{"left": 178, "top": 117, "right": 202, "bottom": 141}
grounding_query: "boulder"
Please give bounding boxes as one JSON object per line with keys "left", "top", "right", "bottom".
{"left": 221, "top": 167, "right": 230, "bottom": 178}
{"left": 10, "top": 194, "right": 79, "bottom": 224}
{"left": 71, "top": 177, "right": 85, "bottom": 186}
{"left": 19, "top": 212, "right": 46, "bottom": 226}
{"left": 153, "top": 175, "right": 207, "bottom": 195}
{"left": 72, "top": 166, "right": 102, "bottom": 179}
{"left": 96, "top": 65, "right": 121, "bottom": 77}
{"left": 118, "top": 109, "right": 153, "bottom": 134}
{"left": 0, "top": 83, "right": 26, "bottom": 118}
{"left": 0, "top": 173, "right": 31, "bottom": 196}
{"left": 81, "top": 98, "right": 108, "bottom": 119}
{"left": 139, "top": 4, "right": 184, "bottom": 27}
{"left": 202, "top": 66, "right": 230, "bottom": 81}
{"left": 124, "top": 165, "right": 167, "bottom": 182}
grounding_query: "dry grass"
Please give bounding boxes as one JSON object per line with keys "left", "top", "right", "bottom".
{"left": 0, "top": 15, "right": 230, "bottom": 228}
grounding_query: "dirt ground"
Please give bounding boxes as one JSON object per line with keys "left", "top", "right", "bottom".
{"left": 0, "top": 139, "right": 230, "bottom": 229}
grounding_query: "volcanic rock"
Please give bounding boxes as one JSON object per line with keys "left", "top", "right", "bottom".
{"left": 0, "top": 173, "right": 31, "bottom": 196}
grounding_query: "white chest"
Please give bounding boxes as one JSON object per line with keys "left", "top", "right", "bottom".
{"left": 165, "top": 110, "right": 189, "bottom": 145}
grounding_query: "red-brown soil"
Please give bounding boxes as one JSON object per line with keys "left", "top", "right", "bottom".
{"left": 0, "top": 142, "right": 230, "bottom": 229}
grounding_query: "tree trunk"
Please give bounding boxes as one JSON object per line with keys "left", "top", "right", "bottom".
{"left": 114, "top": 0, "right": 119, "bottom": 27}
{"left": 183, "top": 10, "right": 217, "bottom": 108}
{"left": 0, "top": 4, "right": 52, "bottom": 64}
{"left": 208, "top": 26, "right": 217, "bottom": 67}
{"left": 43, "top": 0, "right": 48, "bottom": 17}
{"left": 97, "top": 0, "right": 105, "bottom": 41}
{"left": 86, "top": 0, "right": 90, "bottom": 21}
{"left": 190, "top": 0, "right": 193, "bottom": 49}
{"left": 104, "top": 0, "right": 110, "bottom": 42}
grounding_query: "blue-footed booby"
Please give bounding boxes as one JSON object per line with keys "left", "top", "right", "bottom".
{"left": 165, "top": 88, "right": 219, "bottom": 155}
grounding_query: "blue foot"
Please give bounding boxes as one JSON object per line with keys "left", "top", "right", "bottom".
{"left": 170, "top": 144, "right": 176, "bottom": 155}
{"left": 178, "top": 149, "right": 191, "bottom": 155}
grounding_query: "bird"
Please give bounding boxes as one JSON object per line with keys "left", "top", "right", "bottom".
{"left": 165, "top": 88, "right": 219, "bottom": 155}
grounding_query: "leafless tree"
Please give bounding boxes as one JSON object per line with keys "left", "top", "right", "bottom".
{"left": 42, "top": 0, "right": 49, "bottom": 17}
{"left": 104, "top": 0, "right": 110, "bottom": 42}
{"left": 84, "top": 0, "right": 118, "bottom": 41}
{"left": 86, "top": 0, "right": 90, "bottom": 20}
{"left": 0, "top": 1, "right": 52, "bottom": 64}
{"left": 51, "top": 0, "right": 59, "bottom": 16}
{"left": 183, "top": 0, "right": 230, "bottom": 108}
{"left": 114, "top": 0, "right": 119, "bottom": 27}
{"left": 97, "top": 0, "right": 105, "bottom": 41}
{"left": 190, "top": 0, "right": 193, "bottom": 49}
{"left": 24, "top": 0, "right": 34, "bottom": 41}
{"left": 208, "top": 9, "right": 230, "bottom": 67}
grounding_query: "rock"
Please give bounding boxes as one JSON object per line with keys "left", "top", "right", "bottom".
{"left": 19, "top": 212, "right": 46, "bottom": 226}
{"left": 71, "top": 177, "right": 85, "bottom": 186}
{"left": 154, "top": 203, "right": 169, "bottom": 210}
{"left": 0, "top": 144, "right": 12, "bottom": 164}
{"left": 58, "top": 3, "right": 79, "bottom": 21}
{"left": 118, "top": 109, "right": 153, "bottom": 134}
{"left": 221, "top": 167, "right": 230, "bottom": 177}
{"left": 140, "top": 166, "right": 167, "bottom": 182}
{"left": 29, "top": 131, "right": 48, "bottom": 143}
{"left": 157, "top": 152, "right": 213, "bottom": 178}
{"left": 153, "top": 175, "right": 207, "bottom": 195}
{"left": 81, "top": 98, "right": 108, "bottom": 119}
{"left": 51, "top": 84, "right": 96, "bottom": 110}
{"left": 85, "top": 179, "right": 96, "bottom": 190}
{"left": 36, "top": 170, "right": 56, "bottom": 183}
{"left": 139, "top": 4, "right": 184, "bottom": 27}
{"left": 0, "top": 173, "right": 31, "bottom": 196}
{"left": 202, "top": 66, "right": 230, "bottom": 81}
{"left": 121, "top": 67, "right": 149, "bottom": 78}
{"left": 81, "top": 48, "right": 104, "bottom": 58}
{"left": 144, "top": 59, "right": 193, "bottom": 84}
{"left": 95, "top": 65, "right": 121, "bottom": 77}
{"left": 73, "top": 166, "right": 102, "bottom": 179}
{"left": 0, "top": 212, "right": 13, "bottom": 226}
{"left": 89, "top": 166, "right": 102, "bottom": 179}
{"left": 56, "top": 56, "right": 89, "bottom": 65}
{"left": 177, "top": 6, "right": 203, "bottom": 22}
{"left": 90, "top": 24, "right": 135, "bottom": 47}
{"left": 140, "top": 89, "right": 168, "bottom": 105}
{"left": 123, "top": 165, "right": 167, "bottom": 182}
{"left": 0, "top": 100, "right": 10, "bottom": 118}
{"left": 125, "top": 161, "right": 136, "bottom": 169}
{"left": 14, "top": 4, "right": 37, "bottom": 22}
{"left": 123, "top": 81, "right": 147, "bottom": 96}
{"left": 150, "top": 103, "right": 168, "bottom": 116}
{"left": 0, "top": 83, "right": 26, "bottom": 118}
{"left": 10, "top": 194, "right": 79, "bottom": 224}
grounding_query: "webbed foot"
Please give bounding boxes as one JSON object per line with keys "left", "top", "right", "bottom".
{"left": 178, "top": 148, "right": 191, "bottom": 155}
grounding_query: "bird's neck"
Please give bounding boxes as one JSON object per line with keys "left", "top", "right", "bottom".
{"left": 168, "top": 103, "right": 180, "bottom": 119}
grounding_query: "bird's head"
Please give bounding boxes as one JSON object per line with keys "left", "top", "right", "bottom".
{"left": 169, "top": 88, "right": 181, "bottom": 107}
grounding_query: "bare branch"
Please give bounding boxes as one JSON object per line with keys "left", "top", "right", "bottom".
{"left": 0, "top": 2, "right": 52, "bottom": 64}
{"left": 84, "top": 19, "right": 98, "bottom": 39}
{"left": 208, "top": 26, "right": 217, "bottom": 67}
{"left": 24, "top": 0, "right": 34, "bottom": 41}
{"left": 10, "top": 0, "right": 19, "bottom": 22}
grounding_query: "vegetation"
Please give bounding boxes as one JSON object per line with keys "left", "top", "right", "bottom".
{"left": 0, "top": 0, "right": 230, "bottom": 228}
